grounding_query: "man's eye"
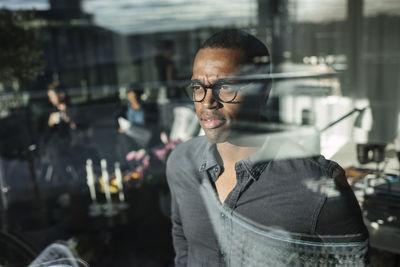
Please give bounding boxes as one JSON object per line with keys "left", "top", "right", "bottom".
{"left": 220, "top": 84, "right": 234, "bottom": 92}
{"left": 191, "top": 84, "right": 202, "bottom": 91}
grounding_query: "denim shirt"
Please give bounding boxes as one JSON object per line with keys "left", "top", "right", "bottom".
{"left": 166, "top": 135, "right": 368, "bottom": 267}
{"left": 126, "top": 105, "right": 145, "bottom": 125}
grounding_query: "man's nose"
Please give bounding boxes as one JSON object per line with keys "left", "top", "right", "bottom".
{"left": 201, "top": 88, "right": 218, "bottom": 109}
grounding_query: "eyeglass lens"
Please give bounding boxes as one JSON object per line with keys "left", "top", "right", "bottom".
{"left": 189, "top": 81, "right": 239, "bottom": 103}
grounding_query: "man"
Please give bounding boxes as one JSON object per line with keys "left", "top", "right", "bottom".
{"left": 166, "top": 29, "right": 368, "bottom": 266}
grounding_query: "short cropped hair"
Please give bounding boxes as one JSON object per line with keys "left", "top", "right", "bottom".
{"left": 200, "top": 29, "right": 271, "bottom": 72}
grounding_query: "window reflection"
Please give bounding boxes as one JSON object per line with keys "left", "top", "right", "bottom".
{"left": 0, "top": 0, "right": 399, "bottom": 266}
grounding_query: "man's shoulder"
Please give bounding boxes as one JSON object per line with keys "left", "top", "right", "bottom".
{"left": 309, "top": 155, "right": 343, "bottom": 177}
{"left": 303, "top": 156, "right": 349, "bottom": 189}
{"left": 267, "top": 155, "right": 352, "bottom": 201}
{"left": 169, "top": 135, "right": 207, "bottom": 159}
{"left": 167, "top": 136, "right": 208, "bottom": 172}
{"left": 273, "top": 156, "right": 366, "bottom": 236}
{"left": 271, "top": 155, "right": 342, "bottom": 180}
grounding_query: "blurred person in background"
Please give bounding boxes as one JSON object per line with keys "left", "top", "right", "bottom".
{"left": 47, "top": 83, "right": 76, "bottom": 131}
{"left": 155, "top": 40, "right": 176, "bottom": 83}
{"left": 42, "top": 82, "right": 80, "bottom": 181}
{"left": 117, "top": 84, "right": 150, "bottom": 170}
{"left": 155, "top": 40, "right": 183, "bottom": 99}
{"left": 118, "top": 85, "right": 145, "bottom": 132}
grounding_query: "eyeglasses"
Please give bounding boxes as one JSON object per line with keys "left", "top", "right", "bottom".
{"left": 185, "top": 79, "right": 253, "bottom": 103}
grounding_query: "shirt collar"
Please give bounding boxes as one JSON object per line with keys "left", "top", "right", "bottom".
{"left": 198, "top": 138, "right": 267, "bottom": 181}
{"left": 199, "top": 141, "right": 220, "bottom": 172}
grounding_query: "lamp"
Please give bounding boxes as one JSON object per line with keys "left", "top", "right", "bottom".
{"left": 319, "top": 105, "right": 374, "bottom": 162}
{"left": 320, "top": 106, "right": 371, "bottom": 132}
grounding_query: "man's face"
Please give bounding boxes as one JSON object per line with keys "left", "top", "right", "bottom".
{"left": 192, "top": 48, "right": 257, "bottom": 143}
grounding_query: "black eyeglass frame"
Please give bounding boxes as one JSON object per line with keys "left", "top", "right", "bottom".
{"left": 186, "top": 78, "right": 255, "bottom": 103}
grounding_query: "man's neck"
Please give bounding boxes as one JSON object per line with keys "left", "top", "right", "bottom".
{"left": 216, "top": 141, "right": 259, "bottom": 165}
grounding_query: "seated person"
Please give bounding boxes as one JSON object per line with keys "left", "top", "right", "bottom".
{"left": 118, "top": 85, "right": 145, "bottom": 133}
{"left": 117, "top": 84, "right": 151, "bottom": 170}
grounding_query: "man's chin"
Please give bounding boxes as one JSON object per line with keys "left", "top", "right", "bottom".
{"left": 203, "top": 126, "right": 254, "bottom": 144}
{"left": 203, "top": 128, "right": 229, "bottom": 144}
{"left": 204, "top": 134, "right": 223, "bottom": 144}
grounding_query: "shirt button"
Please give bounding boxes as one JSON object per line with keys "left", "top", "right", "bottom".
{"left": 214, "top": 167, "right": 219, "bottom": 173}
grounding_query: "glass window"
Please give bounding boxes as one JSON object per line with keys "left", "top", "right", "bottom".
{"left": 1, "top": 0, "right": 399, "bottom": 266}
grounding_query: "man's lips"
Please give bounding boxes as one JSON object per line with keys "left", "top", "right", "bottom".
{"left": 200, "top": 117, "right": 226, "bottom": 129}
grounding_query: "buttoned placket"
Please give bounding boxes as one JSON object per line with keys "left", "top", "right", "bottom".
{"left": 213, "top": 165, "right": 220, "bottom": 179}
{"left": 223, "top": 162, "right": 251, "bottom": 209}
{"left": 219, "top": 161, "right": 255, "bottom": 266}
{"left": 203, "top": 164, "right": 229, "bottom": 264}
{"left": 198, "top": 148, "right": 263, "bottom": 266}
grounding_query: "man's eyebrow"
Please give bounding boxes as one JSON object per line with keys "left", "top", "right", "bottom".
{"left": 190, "top": 78, "right": 230, "bottom": 85}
